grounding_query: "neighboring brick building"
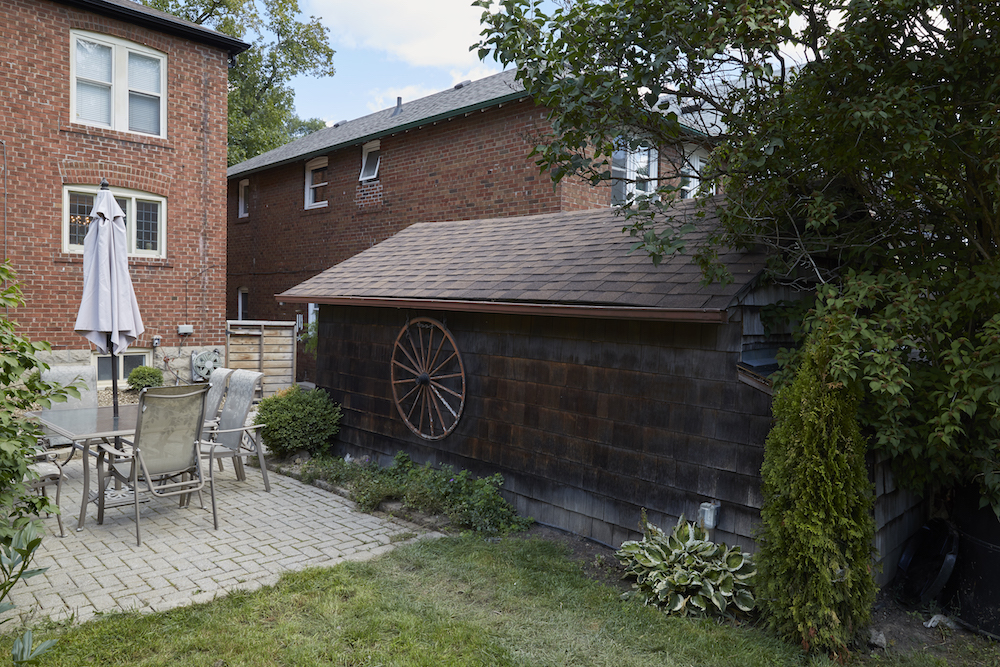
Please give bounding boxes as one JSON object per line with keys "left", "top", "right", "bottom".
{"left": 2, "top": 0, "right": 247, "bottom": 383}
{"left": 227, "top": 70, "right": 713, "bottom": 379}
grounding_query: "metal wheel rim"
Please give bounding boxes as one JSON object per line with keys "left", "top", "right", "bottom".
{"left": 390, "top": 317, "right": 466, "bottom": 440}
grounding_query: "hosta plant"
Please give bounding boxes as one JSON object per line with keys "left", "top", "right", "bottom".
{"left": 616, "top": 513, "right": 755, "bottom": 618}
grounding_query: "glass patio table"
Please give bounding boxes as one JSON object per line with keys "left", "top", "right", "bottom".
{"left": 29, "top": 404, "right": 140, "bottom": 531}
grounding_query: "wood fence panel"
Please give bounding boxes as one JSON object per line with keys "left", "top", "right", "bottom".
{"left": 225, "top": 320, "right": 297, "bottom": 398}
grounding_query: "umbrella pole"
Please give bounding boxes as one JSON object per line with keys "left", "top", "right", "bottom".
{"left": 108, "top": 333, "right": 119, "bottom": 418}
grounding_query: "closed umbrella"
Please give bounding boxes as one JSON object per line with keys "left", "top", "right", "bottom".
{"left": 73, "top": 179, "right": 144, "bottom": 415}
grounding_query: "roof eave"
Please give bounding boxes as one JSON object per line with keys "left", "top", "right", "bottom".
{"left": 228, "top": 90, "right": 532, "bottom": 179}
{"left": 276, "top": 295, "right": 729, "bottom": 324}
{"left": 53, "top": 0, "right": 249, "bottom": 55}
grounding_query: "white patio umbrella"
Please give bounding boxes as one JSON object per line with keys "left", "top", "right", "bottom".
{"left": 73, "top": 179, "right": 144, "bottom": 415}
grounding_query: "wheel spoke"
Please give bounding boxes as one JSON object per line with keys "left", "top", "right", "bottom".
{"left": 391, "top": 358, "right": 421, "bottom": 378}
{"left": 429, "top": 379, "right": 463, "bottom": 401}
{"left": 427, "top": 334, "right": 447, "bottom": 376}
{"left": 428, "top": 350, "right": 457, "bottom": 378}
{"left": 430, "top": 384, "right": 459, "bottom": 419}
{"left": 398, "top": 336, "right": 424, "bottom": 374}
{"left": 397, "top": 381, "right": 420, "bottom": 404}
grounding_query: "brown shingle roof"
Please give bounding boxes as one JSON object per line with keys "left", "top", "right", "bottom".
{"left": 279, "top": 198, "right": 766, "bottom": 322}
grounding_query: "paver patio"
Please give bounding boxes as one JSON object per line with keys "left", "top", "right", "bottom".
{"left": 2, "top": 453, "right": 438, "bottom": 627}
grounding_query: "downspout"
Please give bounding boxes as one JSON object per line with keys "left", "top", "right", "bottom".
{"left": 2, "top": 138, "right": 7, "bottom": 315}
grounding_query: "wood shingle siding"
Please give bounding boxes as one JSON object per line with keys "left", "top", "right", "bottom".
{"left": 317, "top": 305, "right": 771, "bottom": 548}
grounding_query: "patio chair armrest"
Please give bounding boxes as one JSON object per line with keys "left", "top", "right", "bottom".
{"left": 94, "top": 440, "right": 136, "bottom": 459}
{"left": 212, "top": 423, "right": 265, "bottom": 435}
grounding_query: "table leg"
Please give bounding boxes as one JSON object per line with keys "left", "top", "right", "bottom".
{"left": 77, "top": 440, "right": 92, "bottom": 531}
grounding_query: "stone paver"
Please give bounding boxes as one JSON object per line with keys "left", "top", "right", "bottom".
{"left": 2, "top": 455, "right": 438, "bottom": 626}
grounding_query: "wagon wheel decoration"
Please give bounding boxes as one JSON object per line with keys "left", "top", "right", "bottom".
{"left": 391, "top": 317, "right": 466, "bottom": 440}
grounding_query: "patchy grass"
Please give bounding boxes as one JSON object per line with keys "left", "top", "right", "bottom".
{"left": 6, "top": 534, "right": 987, "bottom": 667}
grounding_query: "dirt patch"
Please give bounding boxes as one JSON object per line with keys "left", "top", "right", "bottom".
{"left": 521, "top": 523, "right": 630, "bottom": 591}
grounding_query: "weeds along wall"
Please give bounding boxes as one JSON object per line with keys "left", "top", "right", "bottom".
{"left": 315, "top": 305, "right": 773, "bottom": 549}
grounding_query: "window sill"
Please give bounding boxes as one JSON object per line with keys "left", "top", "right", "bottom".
{"left": 61, "top": 123, "right": 172, "bottom": 150}
{"left": 304, "top": 202, "right": 329, "bottom": 211}
{"left": 55, "top": 253, "right": 173, "bottom": 268}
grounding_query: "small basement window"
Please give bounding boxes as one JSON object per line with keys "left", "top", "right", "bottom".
{"left": 95, "top": 349, "right": 151, "bottom": 386}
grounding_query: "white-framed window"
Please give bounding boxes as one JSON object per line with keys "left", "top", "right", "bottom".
{"left": 237, "top": 288, "right": 249, "bottom": 320}
{"left": 611, "top": 141, "right": 658, "bottom": 206}
{"left": 70, "top": 30, "right": 166, "bottom": 138}
{"left": 238, "top": 179, "right": 250, "bottom": 218}
{"left": 359, "top": 140, "right": 381, "bottom": 181}
{"left": 63, "top": 185, "right": 167, "bottom": 258}
{"left": 680, "top": 146, "right": 716, "bottom": 199}
{"left": 305, "top": 156, "right": 329, "bottom": 209}
{"left": 94, "top": 349, "right": 151, "bottom": 386}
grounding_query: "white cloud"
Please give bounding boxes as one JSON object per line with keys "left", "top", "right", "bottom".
{"left": 366, "top": 84, "right": 441, "bottom": 113}
{"left": 306, "top": 0, "right": 488, "bottom": 69}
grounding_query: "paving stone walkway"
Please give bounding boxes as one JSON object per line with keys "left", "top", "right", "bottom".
{"left": 3, "top": 454, "right": 436, "bottom": 627}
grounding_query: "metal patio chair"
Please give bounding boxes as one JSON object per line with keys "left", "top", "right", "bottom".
{"left": 26, "top": 365, "right": 100, "bottom": 537}
{"left": 95, "top": 384, "right": 215, "bottom": 546}
{"left": 39, "top": 365, "right": 98, "bottom": 454}
{"left": 26, "top": 452, "right": 67, "bottom": 538}
{"left": 201, "top": 367, "right": 234, "bottom": 460}
{"left": 200, "top": 369, "right": 270, "bottom": 492}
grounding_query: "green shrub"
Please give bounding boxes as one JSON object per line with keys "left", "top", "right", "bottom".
{"left": 254, "top": 386, "right": 342, "bottom": 458}
{"left": 127, "top": 365, "right": 163, "bottom": 390}
{"left": 302, "top": 452, "right": 532, "bottom": 536}
{"left": 616, "top": 513, "right": 755, "bottom": 618}
{"left": 755, "top": 332, "right": 876, "bottom": 658}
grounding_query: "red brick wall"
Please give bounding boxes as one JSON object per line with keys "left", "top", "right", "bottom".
{"left": 1, "top": 0, "right": 230, "bottom": 353}
{"left": 227, "top": 100, "right": 616, "bottom": 327}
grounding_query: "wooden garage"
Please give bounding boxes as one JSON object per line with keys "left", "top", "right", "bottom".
{"left": 276, "top": 198, "right": 800, "bottom": 548}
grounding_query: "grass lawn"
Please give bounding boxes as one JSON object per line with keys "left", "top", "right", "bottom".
{"left": 1, "top": 535, "right": 987, "bottom": 666}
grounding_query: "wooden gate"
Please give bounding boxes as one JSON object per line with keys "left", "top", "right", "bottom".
{"left": 225, "top": 320, "right": 296, "bottom": 398}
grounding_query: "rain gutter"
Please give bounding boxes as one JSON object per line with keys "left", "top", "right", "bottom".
{"left": 53, "top": 0, "right": 249, "bottom": 56}
{"left": 275, "top": 295, "right": 729, "bottom": 324}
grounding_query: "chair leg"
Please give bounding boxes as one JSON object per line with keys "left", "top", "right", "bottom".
{"left": 96, "top": 453, "right": 106, "bottom": 525}
{"left": 209, "top": 478, "right": 218, "bottom": 530}
{"left": 233, "top": 455, "right": 246, "bottom": 482}
{"left": 53, "top": 477, "right": 65, "bottom": 538}
{"left": 257, "top": 449, "right": 270, "bottom": 493}
{"left": 133, "top": 463, "right": 142, "bottom": 547}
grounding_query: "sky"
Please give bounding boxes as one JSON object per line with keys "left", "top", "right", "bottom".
{"left": 288, "top": 0, "right": 506, "bottom": 126}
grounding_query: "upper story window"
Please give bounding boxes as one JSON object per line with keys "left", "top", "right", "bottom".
{"left": 305, "top": 157, "right": 329, "bottom": 209}
{"left": 63, "top": 185, "right": 167, "bottom": 259}
{"left": 611, "top": 142, "right": 658, "bottom": 206}
{"left": 71, "top": 31, "right": 166, "bottom": 138}
{"left": 680, "top": 147, "right": 716, "bottom": 199}
{"left": 238, "top": 179, "right": 250, "bottom": 218}
{"left": 359, "top": 140, "right": 381, "bottom": 181}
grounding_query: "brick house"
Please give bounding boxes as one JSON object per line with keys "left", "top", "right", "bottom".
{"left": 1, "top": 0, "right": 247, "bottom": 383}
{"left": 226, "top": 70, "right": 714, "bottom": 379}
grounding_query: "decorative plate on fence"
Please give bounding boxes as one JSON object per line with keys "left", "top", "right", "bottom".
{"left": 390, "top": 317, "right": 466, "bottom": 440}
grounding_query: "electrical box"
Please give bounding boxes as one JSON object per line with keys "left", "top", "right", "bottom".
{"left": 177, "top": 324, "right": 194, "bottom": 335}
